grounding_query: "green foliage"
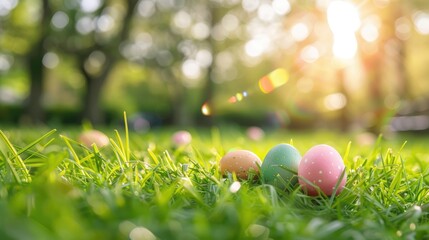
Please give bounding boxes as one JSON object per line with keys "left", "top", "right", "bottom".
{"left": 0, "top": 126, "right": 428, "bottom": 239}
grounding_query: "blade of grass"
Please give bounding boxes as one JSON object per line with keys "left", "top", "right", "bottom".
{"left": 110, "top": 138, "right": 127, "bottom": 169}
{"left": 0, "top": 130, "right": 31, "bottom": 183}
{"left": 329, "top": 167, "right": 347, "bottom": 207}
{"left": 343, "top": 141, "right": 351, "bottom": 163}
{"left": 0, "top": 146, "right": 22, "bottom": 183}
{"left": 147, "top": 149, "right": 160, "bottom": 165}
{"left": 60, "top": 135, "right": 81, "bottom": 165}
{"left": 15, "top": 129, "right": 57, "bottom": 156}
{"left": 123, "top": 111, "right": 130, "bottom": 162}
{"left": 388, "top": 161, "right": 403, "bottom": 198}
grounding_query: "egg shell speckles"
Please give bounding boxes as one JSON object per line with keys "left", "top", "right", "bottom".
{"left": 261, "top": 144, "right": 301, "bottom": 188}
{"left": 298, "top": 144, "right": 346, "bottom": 196}
{"left": 220, "top": 150, "right": 262, "bottom": 180}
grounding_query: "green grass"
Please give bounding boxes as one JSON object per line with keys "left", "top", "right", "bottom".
{"left": 0, "top": 124, "right": 428, "bottom": 240}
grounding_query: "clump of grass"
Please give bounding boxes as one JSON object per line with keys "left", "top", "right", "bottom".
{"left": 0, "top": 123, "right": 428, "bottom": 239}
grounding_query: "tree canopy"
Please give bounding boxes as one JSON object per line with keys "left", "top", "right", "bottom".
{"left": 1, "top": 0, "right": 429, "bottom": 131}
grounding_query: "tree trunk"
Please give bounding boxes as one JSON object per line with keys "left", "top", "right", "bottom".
{"left": 78, "top": 0, "right": 138, "bottom": 125}
{"left": 26, "top": 44, "right": 45, "bottom": 123}
{"left": 25, "top": 0, "right": 51, "bottom": 124}
{"left": 82, "top": 77, "right": 105, "bottom": 125}
{"left": 80, "top": 58, "right": 115, "bottom": 125}
{"left": 197, "top": 5, "right": 218, "bottom": 126}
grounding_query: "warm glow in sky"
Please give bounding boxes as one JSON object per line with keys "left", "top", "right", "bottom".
{"left": 327, "top": 0, "right": 361, "bottom": 60}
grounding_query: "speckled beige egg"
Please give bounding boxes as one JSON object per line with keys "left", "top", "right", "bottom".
{"left": 78, "top": 130, "right": 109, "bottom": 148}
{"left": 220, "top": 150, "right": 262, "bottom": 180}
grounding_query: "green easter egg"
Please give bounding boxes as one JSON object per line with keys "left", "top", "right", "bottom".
{"left": 261, "top": 143, "right": 301, "bottom": 188}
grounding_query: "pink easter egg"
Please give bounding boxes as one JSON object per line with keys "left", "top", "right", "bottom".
{"left": 246, "top": 126, "right": 265, "bottom": 141}
{"left": 298, "top": 144, "right": 346, "bottom": 196}
{"left": 171, "top": 130, "right": 192, "bottom": 146}
{"left": 78, "top": 130, "right": 110, "bottom": 148}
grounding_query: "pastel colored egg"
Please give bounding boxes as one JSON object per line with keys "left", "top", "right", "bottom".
{"left": 171, "top": 130, "right": 192, "bottom": 146}
{"left": 78, "top": 130, "right": 109, "bottom": 148}
{"left": 261, "top": 144, "right": 301, "bottom": 188}
{"left": 220, "top": 150, "right": 262, "bottom": 180}
{"left": 298, "top": 144, "right": 346, "bottom": 196}
{"left": 246, "top": 126, "right": 265, "bottom": 141}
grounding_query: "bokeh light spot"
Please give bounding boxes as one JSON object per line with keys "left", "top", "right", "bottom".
{"left": 76, "top": 16, "right": 94, "bottom": 35}
{"left": 173, "top": 10, "right": 191, "bottom": 30}
{"left": 52, "top": 11, "right": 69, "bottom": 29}
{"left": 324, "top": 93, "right": 347, "bottom": 111}
{"left": 413, "top": 11, "right": 429, "bottom": 35}
{"left": 196, "top": 49, "right": 213, "bottom": 68}
{"left": 259, "top": 68, "right": 289, "bottom": 94}
{"left": 129, "top": 227, "right": 156, "bottom": 240}
{"left": 258, "top": 3, "right": 275, "bottom": 22}
{"left": 0, "top": 54, "right": 13, "bottom": 72}
{"left": 229, "top": 181, "right": 241, "bottom": 193}
{"left": 96, "top": 14, "right": 114, "bottom": 32}
{"left": 245, "top": 36, "right": 270, "bottom": 57}
{"left": 138, "top": 0, "right": 156, "bottom": 18}
{"left": 42, "top": 52, "right": 60, "bottom": 69}
{"left": 360, "top": 23, "right": 379, "bottom": 42}
{"left": 201, "top": 102, "right": 212, "bottom": 116}
{"left": 228, "top": 91, "right": 248, "bottom": 103}
{"left": 300, "top": 45, "right": 320, "bottom": 63}
{"left": 222, "top": 13, "right": 240, "bottom": 32}
{"left": 395, "top": 17, "right": 411, "bottom": 41}
{"left": 242, "top": 0, "right": 260, "bottom": 13}
{"left": 272, "top": 0, "right": 291, "bottom": 16}
{"left": 182, "top": 59, "right": 201, "bottom": 80}
{"left": 192, "top": 22, "right": 210, "bottom": 40}
{"left": 80, "top": 0, "right": 101, "bottom": 13}
{"left": 327, "top": 1, "right": 360, "bottom": 33}
{"left": 291, "top": 23, "right": 309, "bottom": 42}
{"left": 0, "top": 0, "right": 18, "bottom": 17}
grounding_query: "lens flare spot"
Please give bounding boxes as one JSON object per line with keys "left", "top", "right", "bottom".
{"left": 228, "top": 96, "right": 237, "bottom": 103}
{"left": 259, "top": 68, "right": 289, "bottom": 94}
{"left": 201, "top": 102, "right": 212, "bottom": 116}
{"left": 228, "top": 91, "right": 249, "bottom": 104}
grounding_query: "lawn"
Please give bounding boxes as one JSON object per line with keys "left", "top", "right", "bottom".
{"left": 0, "top": 123, "right": 428, "bottom": 240}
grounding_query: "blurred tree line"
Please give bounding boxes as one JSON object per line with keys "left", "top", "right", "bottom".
{"left": 1, "top": 0, "right": 429, "bottom": 131}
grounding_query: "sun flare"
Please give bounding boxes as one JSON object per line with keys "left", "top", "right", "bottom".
{"left": 327, "top": 0, "right": 361, "bottom": 59}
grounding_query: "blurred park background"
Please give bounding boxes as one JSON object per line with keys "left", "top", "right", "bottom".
{"left": 0, "top": 0, "right": 429, "bottom": 133}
